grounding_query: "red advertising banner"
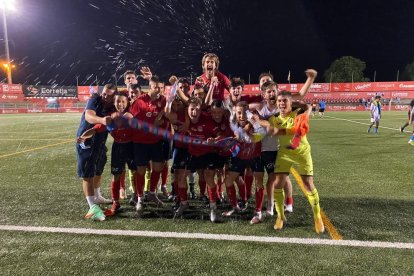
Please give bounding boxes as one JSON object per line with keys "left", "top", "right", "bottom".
{"left": 331, "top": 83, "right": 353, "bottom": 92}
{"left": 166, "top": 82, "right": 414, "bottom": 100}
{"left": 0, "top": 93, "right": 25, "bottom": 102}
{"left": 77, "top": 86, "right": 98, "bottom": 102}
{"left": 395, "top": 82, "right": 414, "bottom": 91}
{"left": 77, "top": 86, "right": 98, "bottom": 95}
{"left": 304, "top": 91, "right": 414, "bottom": 101}
{"left": 0, "top": 84, "right": 23, "bottom": 94}
{"left": 279, "top": 81, "right": 414, "bottom": 94}
{"left": 78, "top": 94, "right": 91, "bottom": 102}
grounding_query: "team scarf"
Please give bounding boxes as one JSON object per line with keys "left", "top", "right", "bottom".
{"left": 107, "top": 115, "right": 242, "bottom": 157}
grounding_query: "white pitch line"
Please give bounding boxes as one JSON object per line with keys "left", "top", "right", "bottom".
{"left": 0, "top": 225, "right": 413, "bottom": 250}
{"left": 324, "top": 115, "right": 404, "bottom": 132}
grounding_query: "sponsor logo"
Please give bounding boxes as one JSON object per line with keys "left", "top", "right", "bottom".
{"left": 146, "top": 112, "right": 152, "bottom": 117}
{"left": 395, "top": 105, "right": 407, "bottom": 109}
{"left": 332, "top": 84, "right": 341, "bottom": 91}
{"left": 354, "top": 83, "right": 372, "bottom": 90}
{"left": 197, "top": 126, "right": 203, "bottom": 132}
{"left": 1, "top": 94, "right": 22, "bottom": 100}
{"left": 26, "top": 85, "right": 40, "bottom": 95}
{"left": 2, "top": 109, "right": 18, "bottom": 113}
{"left": 328, "top": 105, "right": 358, "bottom": 111}
{"left": 339, "top": 93, "right": 358, "bottom": 97}
{"left": 399, "top": 84, "right": 414, "bottom": 88}
{"left": 375, "top": 83, "right": 395, "bottom": 88}
{"left": 64, "top": 109, "right": 79, "bottom": 113}
{"left": 28, "top": 109, "right": 43, "bottom": 113}
{"left": 392, "top": 92, "right": 408, "bottom": 97}
{"left": 41, "top": 87, "right": 73, "bottom": 96}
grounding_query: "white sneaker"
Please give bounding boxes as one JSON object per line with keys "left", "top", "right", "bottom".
{"left": 94, "top": 195, "right": 112, "bottom": 204}
{"left": 174, "top": 201, "right": 189, "bottom": 218}
{"left": 284, "top": 204, "right": 293, "bottom": 213}
{"left": 136, "top": 201, "right": 144, "bottom": 216}
{"left": 222, "top": 206, "right": 241, "bottom": 217}
{"left": 250, "top": 213, "right": 264, "bottom": 225}
{"left": 210, "top": 204, "right": 219, "bottom": 222}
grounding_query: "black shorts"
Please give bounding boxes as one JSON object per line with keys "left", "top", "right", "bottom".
{"left": 162, "top": 139, "right": 172, "bottom": 161}
{"left": 172, "top": 146, "right": 190, "bottom": 170}
{"left": 228, "top": 157, "right": 257, "bottom": 174}
{"left": 111, "top": 142, "right": 135, "bottom": 175}
{"left": 312, "top": 107, "right": 316, "bottom": 112}
{"left": 133, "top": 141, "right": 165, "bottom": 167}
{"left": 259, "top": 151, "right": 277, "bottom": 174}
{"left": 319, "top": 108, "right": 325, "bottom": 113}
{"left": 188, "top": 153, "right": 225, "bottom": 171}
{"left": 77, "top": 144, "right": 107, "bottom": 178}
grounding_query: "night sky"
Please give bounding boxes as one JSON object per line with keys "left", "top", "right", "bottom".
{"left": 3, "top": 0, "right": 414, "bottom": 86}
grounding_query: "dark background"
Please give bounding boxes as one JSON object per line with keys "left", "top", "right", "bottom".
{"left": 2, "top": 0, "right": 414, "bottom": 85}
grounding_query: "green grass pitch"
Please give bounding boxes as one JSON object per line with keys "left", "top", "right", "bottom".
{"left": 0, "top": 111, "right": 413, "bottom": 275}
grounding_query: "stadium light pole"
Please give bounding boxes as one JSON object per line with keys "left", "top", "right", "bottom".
{"left": 0, "top": 0, "right": 15, "bottom": 85}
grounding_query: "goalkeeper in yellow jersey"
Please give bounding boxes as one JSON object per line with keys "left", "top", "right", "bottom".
{"left": 266, "top": 90, "right": 324, "bottom": 234}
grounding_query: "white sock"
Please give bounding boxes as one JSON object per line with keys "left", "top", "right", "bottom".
{"left": 86, "top": 196, "right": 95, "bottom": 207}
{"left": 188, "top": 173, "right": 195, "bottom": 183}
{"left": 268, "top": 202, "right": 274, "bottom": 211}
{"left": 137, "top": 196, "right": 143, "bottom": 203}
{"left": 94, "top": 187, "right": 101, "bottom": 198}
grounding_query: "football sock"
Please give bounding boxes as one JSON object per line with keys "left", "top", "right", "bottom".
{"left": 144, "top": 168, "right": 151, "bottom": 192}
{"left": 119, "top": 171, "right": 126, "bottom": 190}
{"left": 111, "top": 179, "right": 120, "bottom": 201}
{"left": 273, "top": 188, "right": 285, "bottom": 219}
{"left": 128, "top": 169, "right": 135, "bottom": 193}
{"left": 134, "top": 173, "right": 145, "bottom": 197}
{"left": 255, "top": 187, "right": 265, "bottom": 212}
{"left": 307, "top": 188, "right": 321, "bottom": 219}
{"left": 285, "top": 196, "right": 293, "bottom": 206}
{"left": 149, "top": 171, "right": 161, "bottom": 193}
{"left": 199, "top": 180, "right": 207, "bottom": 196}
{"left": 86, "top": 196, "right": 95, "bottom": 207}
{"left": 244, "top": 175, "right": 253, "bottom": 199}
{"left": 208, "top": 185, "right": 218, "bottom": 203}
{"left": 161, "top": 164, "right": 168, "bottom": 186}
{"left": 178, "top": 187, "right": 188, "bottom": 202}
{"left": 94, "top": 187, "right": 101, "bottom": 198}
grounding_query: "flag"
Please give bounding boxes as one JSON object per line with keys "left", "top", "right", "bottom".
{"left": 215, "top": 137, "right": 241, "bottom": 157}
{"left": 287, "top": 70, "right": 291, "bottom": 83}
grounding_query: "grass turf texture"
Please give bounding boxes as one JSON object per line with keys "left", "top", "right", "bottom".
{"left": 0, "top": 231, "right": 413, "bottom": 275}
{"left": 0, "top": 112, "right": 413, "bottom": 274}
